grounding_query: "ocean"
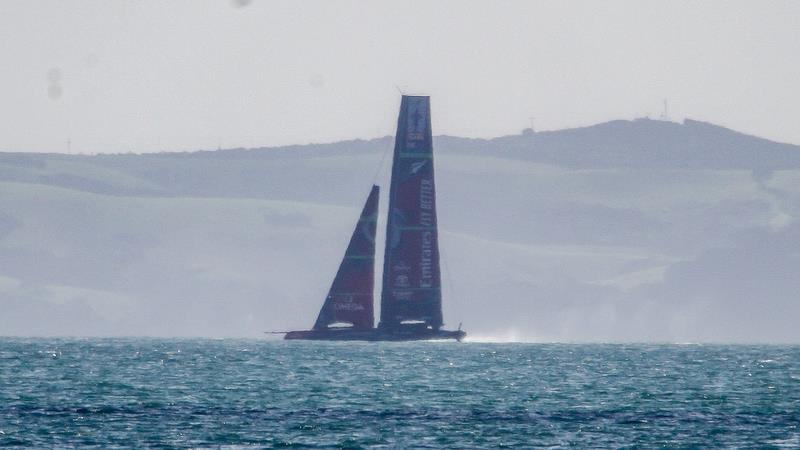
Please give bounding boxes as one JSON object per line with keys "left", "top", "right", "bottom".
{"left": 1, "top": 339, "right": 798, "bottom": 448}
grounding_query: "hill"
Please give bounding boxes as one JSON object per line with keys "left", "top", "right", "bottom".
{"left": 1, "top": 118, "right": 799, "bottom": 341}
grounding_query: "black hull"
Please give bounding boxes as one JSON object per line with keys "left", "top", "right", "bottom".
{"left": 283, "top": 327, "right": 466, "bottom": 342}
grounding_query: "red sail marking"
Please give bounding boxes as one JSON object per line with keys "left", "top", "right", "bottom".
{"left": 313, "top": 185, "right": 379, "bottom": 330}
{"left": 379, "top": 96, "right": 443, "bottom": 330}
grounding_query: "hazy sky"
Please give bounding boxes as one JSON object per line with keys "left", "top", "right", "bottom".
{"left": 1, "top": 0, "right": 799, "bottom": 154}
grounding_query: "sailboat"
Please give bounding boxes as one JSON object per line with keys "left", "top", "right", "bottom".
{"left": 283, "top": 95, "right": 466, "bottom": 341}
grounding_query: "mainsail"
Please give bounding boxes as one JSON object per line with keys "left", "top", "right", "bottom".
{"left": 379, "top": 96, "right": 443, "bottom": 330}
{"left": 313, "top": 185, "right": 379, "bottom": 330}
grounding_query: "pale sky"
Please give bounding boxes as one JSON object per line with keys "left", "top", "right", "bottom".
{"left": 1, "top": 0, "right": 799, "bottom": 154}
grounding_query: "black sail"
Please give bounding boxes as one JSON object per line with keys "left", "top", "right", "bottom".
{"left": 313, "top": 185, "right": 379, "bottom": 330}
{"left": 379, "top": 96, "right": 443, "bottom": 330}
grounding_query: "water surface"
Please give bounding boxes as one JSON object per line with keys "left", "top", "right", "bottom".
{"left": 1, "top": 339, "right": 798, "bottom": 448}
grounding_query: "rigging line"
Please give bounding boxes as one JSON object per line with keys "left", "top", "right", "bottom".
{"left": 369, "top": 135, "right": 392, "bottom": 319}
{"left": 370, "top": 135, "right": 394, "bottom": 186}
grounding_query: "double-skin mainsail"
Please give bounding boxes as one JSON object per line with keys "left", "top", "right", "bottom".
{"left": 380, "top": 96, "right": 443, "bottom": 330}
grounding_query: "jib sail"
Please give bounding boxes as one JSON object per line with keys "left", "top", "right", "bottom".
{"left": 313, "top": 185, "right": 379, "bottom": 330}
{"left": 379, "top": 95, "right": 443, "bottom": 330}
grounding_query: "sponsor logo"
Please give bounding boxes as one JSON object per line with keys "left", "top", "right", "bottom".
{"left": 405, "top": 100, "right": 427, "bottom": 144}
{"left": 393, "top": 290, "right": 413, "bottom": 301}
{"left": 408, "top": 103, "right": 427, "bottom": 133}
{"left": 420, "top": 231, "right": 433, "bottom": 288}
{"left": 407, "top": 132, "right": 424, "bottom": 141}
{"left": 395, "top": 274, "right": 410, "bottom": 288}
{"left": 333, "top": 295, "right": 365, "bottom": 311}
{"left": 420, "top": 178, "right": 433, "bottom": 210}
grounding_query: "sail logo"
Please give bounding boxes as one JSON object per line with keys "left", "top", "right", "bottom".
{"left": 393, "top": 289, "right": 413, "bottom": 301}
{"left": 410, "top": 161, "right": 427, "bottom": 174}
{"left": 395, "top": 274, "right": 410, "bottom": 288}
{"left": 333, "top": 295, "right": 365, "bottom": 311}
{"left": 407, "top": 102, "right": 427, "bottom": 133}
{"left": 419, "top": 179, "right": 434, "bottom": 211}
{"left": 405, "top": 100, "right": 427, "bottom": 147}
{"left": 420, "top": 231, "right": 433, "bottom": 288}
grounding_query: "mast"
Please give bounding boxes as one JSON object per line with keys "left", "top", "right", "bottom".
{"left": 379, "top": 95, "right": 443, "bottom": 330}
{"left": 313, "top": 185, "right": 379, "bottom": 330}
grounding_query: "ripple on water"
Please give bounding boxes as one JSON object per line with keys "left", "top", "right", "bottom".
{"left": 0, "top": 340, "right": 799, "bottom": 448}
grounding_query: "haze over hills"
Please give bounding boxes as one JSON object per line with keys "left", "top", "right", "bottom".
{"left": 1, "top": 117, "right": 799, "bottom": 341}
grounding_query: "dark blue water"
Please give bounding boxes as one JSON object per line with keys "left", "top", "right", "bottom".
{"left": 1, "top": 339, "right": 798, "bottom": 448}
